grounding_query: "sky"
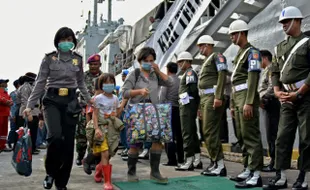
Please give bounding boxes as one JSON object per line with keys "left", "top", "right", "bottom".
{"left": 0, "top": 0, "right": 162, "bottom": 92}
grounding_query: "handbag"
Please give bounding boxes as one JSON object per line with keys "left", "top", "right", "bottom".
{"left": 11, "top": 121, "right": 32, "bottom": 177}
{"left": 123, "top": 99, "right": 173, "bottom": 144}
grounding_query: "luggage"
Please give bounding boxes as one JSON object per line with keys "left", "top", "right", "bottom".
{"left": 11, "top": 123, "right": 32, "bottom": 177}
{"left": 123, "top": 102, "right": 173, "bottom": 144}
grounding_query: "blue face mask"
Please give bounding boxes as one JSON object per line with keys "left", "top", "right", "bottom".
{"left": 102, "top": 84, "right": 115, "bottom": 94}
{"left": 58, "top": 41, "right": 75, "bottom": 52}
{"left": 4, "top": 88, "right": 8, "bottom": 92}
{"left": 141, "top": 61, "right": 152, "bottom": 71}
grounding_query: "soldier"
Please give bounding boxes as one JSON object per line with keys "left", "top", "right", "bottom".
{"left": 75, "top": 53, "right": 102, "bottom": 166}
{"left": 175, "top": 51, "right": 202, "bottom": 171}
{"left": 263, "top": 6, "right": 310, "bottom": 190}
{"left": 196, "top": 35, "right": 228, "bottom": 177}
{"left": 228, "top": 20, "right": 263, "bottom": 188}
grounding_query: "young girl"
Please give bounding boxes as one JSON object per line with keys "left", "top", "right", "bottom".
{"left": 92, "top": 73, "right": 123, "bottom": 190}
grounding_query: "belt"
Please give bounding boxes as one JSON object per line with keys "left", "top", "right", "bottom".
{"left": 232, "top": 83, "right": 248, "bottom": 92}
{"left": 47, "top": 88, "right": 76, "bottom": 97}
{"left": 199, "top": 88, "right": 215, "bottom": 96}
{"left": 283, "top": 79, "right": 305, "bottom": 91}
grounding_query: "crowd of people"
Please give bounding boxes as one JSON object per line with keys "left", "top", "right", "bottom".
{"left": 0, "top": 5, "right": 309, "bottom": 190}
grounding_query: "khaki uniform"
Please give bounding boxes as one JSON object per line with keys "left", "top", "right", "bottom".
{"left": 198, "top": 52, "right": 227, "bottom": 161}
{"left": 179, "top": 67, "right": 200, "bottom": 158}
{"left": 271, "top": 33, "right": 310, "bottom": 171}
{"left": 231, "top": 43, "right": 263, "bottom": 171}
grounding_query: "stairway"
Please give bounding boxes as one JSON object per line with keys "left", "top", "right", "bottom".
{"left": 175, "top": 0, "right": 272, "bottom": 66}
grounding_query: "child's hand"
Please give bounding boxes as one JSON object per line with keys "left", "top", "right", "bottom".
{"left": 95, "top": 128, "right": 103, "bottom": 138}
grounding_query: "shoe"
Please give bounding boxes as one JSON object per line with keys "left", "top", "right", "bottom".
{"left": 122, "top": 155, "right": 128, "bottom": 161}
{"left": 38, "top": 143, "right": 47, "bottom": 149}
{"left": 230, "top": 168, "right": 251, "bottom": 182}
{"left": 127, "top": 153, "right": 139, "bottom": 182}
{"left": 162, "top": 162, "right": 178, "bottom": 166}
{"left": 203, "top": 160, "right": 227, "bottom": 177}
{"left": 292, "top": 171, "right": 308, "bottom": 190}
{"left": 32, "top": 149, "right": 40, "bottom": 155}
{"left": 83, "top": 153, "right": 96, "bottom": 175}
{"left": 262, "top": 170, "right": 287, "bottom": 190}
{"left": 121, "top": 149, "right": 128, "bottom": 157}
{"left": 175, "top": 157, "right": 194, "bottom": 171}
{"left": 103, "top": 164, "right": 113, "bottom": 190}
{"left": 193, "top": 153, "right": 203, "bottom": 169}
{"left": 235, "top": 172, "right": 263, "bottom": 188}
{"left": 76, "top": 154, "right": 84, "bottom": 166}
{"left": 138, "top": 149, "right": 149, "bottom": 160}
{"left": 43, "top": 175, "right": 54, "bottom": 189}
{"left": 150, "top": 150, "right": 168, "bottom": 184}
{"left": 90, "top": 164, "right": 96, "bottom": 170}
{"left": 56, "top": 187, "right": 67, "bottom": 190}
{"left": 201, "top": 161, "right": 216, "bottom": 175}
{"left": 3, "top": 147, "right": 12, "bottom": 152}
{"left": 261, "top": 164, "right": 276, "bottom": 172}
{"left": 94, "top": 163, "right": 103, "bottom": 183}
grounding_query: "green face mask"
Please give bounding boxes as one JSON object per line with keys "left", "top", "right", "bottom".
{"left": 58, "top": 41, "right": 74, "bottom": 52}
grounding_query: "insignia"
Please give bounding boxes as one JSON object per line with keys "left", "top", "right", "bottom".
{"left": 94, "top": 55, "right": 100, "bottom": 61}
{"left": 52, "top": 56, "right": 57, "bottom": 61}
{"left": 253, "top": 53, "right": 259, "bottom": 59}
{"left": 72, "top": 59, "right": 79, "bottom": 65}
{"left": 219, "top": 57, "right": 225, "bottom": 62}
{"left": 187, "top": 71, "right": 192, "bottom": 76}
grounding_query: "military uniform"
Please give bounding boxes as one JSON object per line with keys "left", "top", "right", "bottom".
{"left": 178, "top": 67, "right": 200, "bottom": 161}
{"left": 198, "top": 52, "right": 227, "bottom": 166}
{"left": 231, "top": 43, "right": 263, "bottom": 172}
{"left": 75, "top": 70, "right": 102, "bottom": 160}
{"left": 271, "top": 33, "right": 310, "bottom": 172}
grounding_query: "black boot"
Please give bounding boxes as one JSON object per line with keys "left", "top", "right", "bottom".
{"left": 76, "top": 153, "right": 84, "bottom": 166}
{"left": 150, "top": 150, "right": 168, "bottom": 184}
{"left": 83, "top": 153, "right": 96, "bottom": 175}
{"left": 127, "top": 153, "right": 139, "bottom": 182}
{"left": 43, "top": 175, "right": 54, "bottom": 189}
{"left": 263, "top": 170, "right": 287, "bottom": 190}
{"left": 201, "top": 160, "right": 216, "bottom": 175}
{"left": 292, "top": 170, "right": 308, "bottom": 190}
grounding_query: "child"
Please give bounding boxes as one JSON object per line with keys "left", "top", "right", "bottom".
{"left": 92, "top": 73, "right": 124, "bottom": 190}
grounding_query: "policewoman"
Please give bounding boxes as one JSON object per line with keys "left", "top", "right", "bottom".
{"left": 23, "top": 27, "right": 91, "bottom": 190}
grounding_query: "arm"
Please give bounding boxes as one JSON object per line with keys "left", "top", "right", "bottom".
{"left": 158, "top": 74, "right": 173, "bottom": 87}
{"left": 93, "top": 108, "right": 100, "bottom": 130}
{"left": 159, "top": 86, "right": 168, "bottom": 103}
{"left": 245, "top": 72, "right": 259, "bottom": 105}
{"left": 122, "top": 71, "right": 142, "bottom": 99}
{"left": 77, "top": 61, "right": 91, "bottom": 103}
{"left": 215, "top": 71, "right": 227, "bottom": 99}
{"left": 27, "top": 56, "right": 49, "bottom": 108}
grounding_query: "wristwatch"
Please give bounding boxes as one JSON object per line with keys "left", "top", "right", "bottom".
{"left": 295, "top": 91, "right": 303, "bottom": 100}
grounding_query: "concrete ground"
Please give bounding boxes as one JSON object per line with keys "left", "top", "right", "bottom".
{"left": 0, "top": 148, "right": 308, "bottom": 190}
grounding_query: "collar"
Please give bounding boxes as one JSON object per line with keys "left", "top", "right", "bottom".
{"left": 241, "top": 43, "right": 252, "bottom": 50}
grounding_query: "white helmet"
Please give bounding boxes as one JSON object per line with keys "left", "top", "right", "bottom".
{"left": 279, "top": 6, "right": 303, "bottom": 22}
{"left": 228, "top": 20, "right": 249, "bottom": 34}
{"left": 177, "top": 51, "right": 193, "bottom": 62}
{"left": 197, "top": 35, "right": 214, "bottom": 45}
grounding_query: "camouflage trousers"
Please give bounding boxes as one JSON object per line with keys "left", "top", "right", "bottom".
{"left": 75, "top": 113, "right": 89, "bottom": 158}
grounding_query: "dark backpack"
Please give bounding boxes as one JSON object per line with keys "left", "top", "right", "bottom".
{"left": 134, "top": 68, "right": 140, "bottom": 84}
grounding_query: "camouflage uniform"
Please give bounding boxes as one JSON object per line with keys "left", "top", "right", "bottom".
{"left": 75, "top": 70, "right": 102, "bottom": 159}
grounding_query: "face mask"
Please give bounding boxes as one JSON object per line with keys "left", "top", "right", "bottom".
{"left": 4, "top": 88, "right": 8, "bottom": 92}
{"left": 141, "top": 61, "right": 152, "bottom": 71}
{"left": 58, "top": 42, "right": 75, "bottom": 52}
{"left": 102, "top": 84, "right": 115, "bottom": 94}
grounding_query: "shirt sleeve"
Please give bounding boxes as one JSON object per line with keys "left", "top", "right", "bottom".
{"left": 122, "top": 71, "right": 136, "bottom": 99}
{"left": 77, "top": 59, "right": 91, "bottom": 103}
{"left": 271, "top": 48, "right": 281, "bottom": 87}
{"left": 214, "top": 53, "right": 228, "bottom": 99}
{"left": 158, "top": 75, "right": 173, "bottom": 87}
{"left": 27, "top": 56, "right": 49, "bottom": 108}
{"left": 94, "top": 95, "right": 101, "bottom": 109}
{"left": 115, "top": 95, "right": 121, "bottom": 108}
{"left": 245, "top": 50, "right": 261, "bottom": 105}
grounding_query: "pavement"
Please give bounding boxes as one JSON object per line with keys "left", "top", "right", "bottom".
{"left": 0, "top": 147, "right": 308, "bottom": 190}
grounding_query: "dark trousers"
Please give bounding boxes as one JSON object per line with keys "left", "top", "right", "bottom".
{"left": 28, "top": 116, "right": 39, "bottom": 152}
{"left": 43, "top": 91, "right": 79, "bottom": 188}
{"left": 7, "top": 117, "right": 17, "bottom": 144}
{"left": 165, "top": 106, "right": 184, "bottom": 164}
{"left": 219, "top": 95, "right": 230, "bottom": 143}
{"left": 263, "top": 97, "right": 280, "bottom": 164}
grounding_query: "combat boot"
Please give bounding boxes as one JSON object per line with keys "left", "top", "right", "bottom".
{"left": 175, "top": 156, "right": 194, "bottom": 171}
{"left": 193, "top": 153, "right": 203, "bottom": 169}
{"left": 149, "top": 150, "right": 168, "bottom": 184}
{"left": 292, "top": 170, "right": 308, "bottom": 190}
{"left": 127, "top": 153, "right": 139, "bottom": 182}
{"left": 262, "top": 170, "right": 288, "bottom": 190}
{"left": 230, "top": 167, "right": 251, "bottom": 182}
{"left": 203, "top": 159, "right": 227, "bottom": 177}
{"left": 235, "top": 171, "right": 262, "bottom": 188}
{"left": 83, "top": 153, "right": 96, "bottom": 175}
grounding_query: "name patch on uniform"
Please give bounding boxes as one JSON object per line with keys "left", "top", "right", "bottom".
{"left": 72, "top": 59, "right": 79, "bottom": 66}
{"left": 215, "top": 54, "right": 228, "bottom": 71}
{"left": 248, "top": 49, "right": 261, "bottom": 72}
{"left": 185, "top": 70, "right": 197, "bottom": 84}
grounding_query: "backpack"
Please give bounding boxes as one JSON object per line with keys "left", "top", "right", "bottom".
{"left": 134, "top": 68, "right": 140, "bottom": 84}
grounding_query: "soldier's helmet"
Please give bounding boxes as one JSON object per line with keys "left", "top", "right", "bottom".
{"left": 228, "top": 20, "right": 249, "bottom": 34}
{"left": 177, "top": 52, "right": 193, "bottom": 62}
{"left": 279, "top": 6, "right": 303, "bottom": 23}
{"left": 197, "top": 35, "right": 215, "bottom": 45}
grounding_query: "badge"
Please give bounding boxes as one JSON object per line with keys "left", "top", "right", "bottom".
{"left": 72, "top": 59, "right": 79, "bottom": 65}
{"left": 219, "top": 57, "right": 225, "bottom": 62}
{"left": 253, "top": 53, "right": 259, "bottom": 59}
{"left": 187, "top": 71, "right": 192, "bottom": 76}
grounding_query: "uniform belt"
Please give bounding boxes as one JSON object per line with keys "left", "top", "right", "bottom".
{"left": 199, "top": 88, "right": 215, "bottom": 96}
{"left": 47, "top": 88, "right": 76, "bottom": 97}
{"left": 283, "top": 79, "right": 305, "bottom": 91}
{"left": 232, "top": 83, "right": 248, "bottom": 92}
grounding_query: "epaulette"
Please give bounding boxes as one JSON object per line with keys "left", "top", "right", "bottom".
{"left": 73, "top": 52, "right": 82, "bottom": 58}
{"left": 45, "top": 51, "right": 56, "bottom": 56}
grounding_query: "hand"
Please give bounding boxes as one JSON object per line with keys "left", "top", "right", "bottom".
{"left": 275, "top": 91, "right": 289, "bottom": 102}
{"left": 140, "top": 88, "right": 149, "bottom": 97}
{"left": 88, "top": 99, "right": 94, "bottom": 105}
{"left": 39, "top": 120, "right": 44, "bottom": 129}
{"left": 23, "top": 108, "right": 33, "bottom": 122}
{"left": 213, "top": 99, "right": 222, "bottom": 109}
{"left": 151, "top": 63, "right": 160, "bottom": 73}
{"left": 95, "top": 128, "right": 103, "bottom": 139}
{"left": 230, "top": 108, "right": 235, "bottom": 118}
{"left": 197, "top": 109, "right": 202, "bottom": 120}
{"left": 243, "top": 104, "right": 253, "bottom": 120}
{"left": 280, "top": 92, "right": 297, "bottom": 102}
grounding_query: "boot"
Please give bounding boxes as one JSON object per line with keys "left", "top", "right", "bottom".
{"left": 94, "top": 163, "right": 103, "bottom": 183}
{"left": 236, "top": 171, "right": 262, "bottom": 188}
{"left": 175, "top": 156, "right": 194, "bottom": 171}
{"left": 138, "top": 148, "right": 149, "bottom": 159}
{"left": 229, "top": 167, "right": 251, "bottom": 182}
{"left": 103, "top": 164, "right": 113, "bottom": 190}
{"left": 76, "top": 153, "right": 84, "bottom": 166}
{"left": 127, "top": 153, "right": 139, "bottom": 182}
{"left": 83, "top": 153, "right": 96, "bottom": 175}
{"left": 292, "top": 170, "right": 308, "bottom": 190}
{"left": 262, "top": 170, "right": 288, "bottom": 190}
{"left": 193, "top": 153, "right": 203, "bottom": 169}
{"left": 150, "top": 150, "right": 168, "bottom": 184}
{"left": 201, "top": 160, "right": 216, "bottom": 175}
{"left": 203, "top": 159, "right": 227, "bottom": 177}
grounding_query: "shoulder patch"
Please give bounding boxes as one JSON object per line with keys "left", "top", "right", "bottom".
{"left": 73, "top": 52, "right": 82, "bottom": 58}
{"left": 215, "top": 53, "right": 228, "bottom": 71}
{"left": 248, "top": 48, "right": 261, "bottom": 72}
{"left": 187, "top": 71, "right": 192, "bottom": 76}
{"left": 45, "top": 51, "right": 56, "bottom": 56}
{"left": 185, "top": 70, "right": 197, "bottom": 84}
